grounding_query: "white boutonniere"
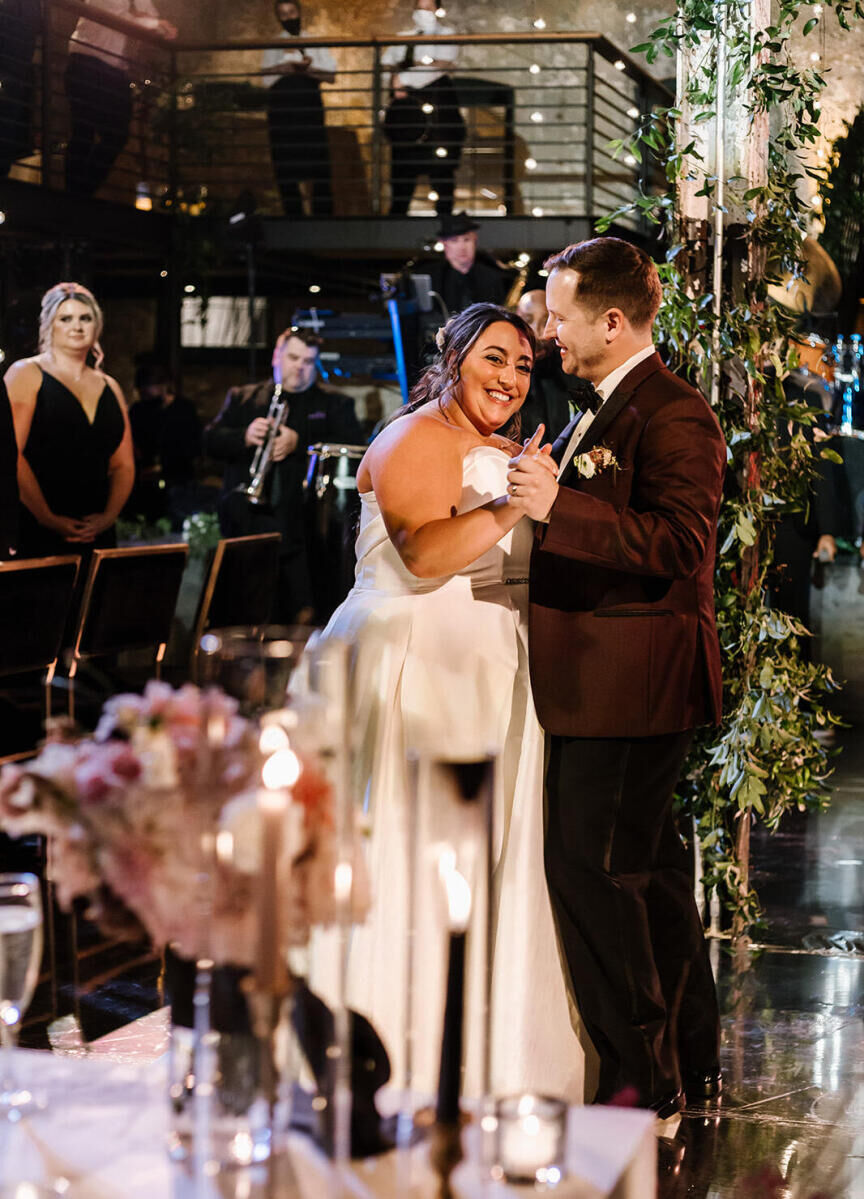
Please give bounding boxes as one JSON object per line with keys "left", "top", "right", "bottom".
{"left": 573, "top": 445, "right": 620, "bottom": 479}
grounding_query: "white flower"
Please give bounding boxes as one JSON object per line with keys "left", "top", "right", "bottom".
{"left": 574, "top": 453, "right": 596, "bottom": 479}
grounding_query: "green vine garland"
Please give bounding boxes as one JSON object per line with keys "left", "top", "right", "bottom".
{"left": 598, "top": 0, "right": 860, "bottom": 931}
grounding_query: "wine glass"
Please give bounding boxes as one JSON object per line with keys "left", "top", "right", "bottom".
{"left": 0, "top": 872, "right": 44, "bottom": 1119}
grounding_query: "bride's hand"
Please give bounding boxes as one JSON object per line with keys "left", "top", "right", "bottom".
{"left": 507, "top": 425, "right": 559, "bottom": 520}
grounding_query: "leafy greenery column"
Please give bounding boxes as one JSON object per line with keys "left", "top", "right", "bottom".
{"left": 601, "top": 0, "right": 859, "bottom": 934}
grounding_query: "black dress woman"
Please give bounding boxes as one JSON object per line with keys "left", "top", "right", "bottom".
{"left": 6, "top": 282, "right": 135, "bottom": 570}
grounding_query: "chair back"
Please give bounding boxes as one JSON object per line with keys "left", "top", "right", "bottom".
{"left": 191, "top": 533, "right": 281, "bottom": 674}
{"left": 0, "top": 555, "right": 80, "bottom": 678}
{"left": 72, "top": 544, "right": 188, "bottom": 663}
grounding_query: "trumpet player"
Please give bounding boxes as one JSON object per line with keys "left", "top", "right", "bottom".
{"left": 205, "top": 327, "right": 362, "bottom": 623}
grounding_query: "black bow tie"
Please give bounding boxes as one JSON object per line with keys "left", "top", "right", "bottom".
{"left": 570, "top": 377, "right": 601, "bottom": 414}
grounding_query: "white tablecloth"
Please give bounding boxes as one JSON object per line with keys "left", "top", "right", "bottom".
{"left": 0, "top": 1025, "right": 655, "bottom": 1199}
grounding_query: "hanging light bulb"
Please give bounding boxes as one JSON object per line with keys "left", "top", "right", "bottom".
{"left": 533, "top": 17, "right": 546, "bottom": 29}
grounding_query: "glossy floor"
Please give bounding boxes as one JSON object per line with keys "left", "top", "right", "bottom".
{"left": 661, "top": 561, "right": 864, "bottom": 1199}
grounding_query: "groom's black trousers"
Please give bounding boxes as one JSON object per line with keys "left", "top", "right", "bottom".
{"left": 545, "top": 729, "right": 720, "bottom": 1106}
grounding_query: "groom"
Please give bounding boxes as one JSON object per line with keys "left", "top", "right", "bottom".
{"left": 508, "top": 237, "right": 726, "bottom": 1119}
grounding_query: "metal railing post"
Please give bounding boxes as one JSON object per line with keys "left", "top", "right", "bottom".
{"left": 40, "top": 0, "right": 61, "bottom": 189}
{"left": 168, "top": 46, "right": 179, "bottom": 206}
{"left": 371, "top": 43, "right": 383, "bottom": 216}
{"left": 585, "top": 43, "right": 595, "bottom": 228}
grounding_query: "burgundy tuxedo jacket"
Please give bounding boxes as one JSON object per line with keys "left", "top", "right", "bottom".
{"left": 528, "top": 351, "right": 726, "bottom": 739}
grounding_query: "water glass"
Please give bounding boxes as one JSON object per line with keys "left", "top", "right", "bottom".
{"left": 0, "top": 872, "right": 44, "bottom": 1119}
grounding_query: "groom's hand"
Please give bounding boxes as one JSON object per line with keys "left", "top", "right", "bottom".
{"left": 507, "top": 425, "right": 559, "bottom": 521}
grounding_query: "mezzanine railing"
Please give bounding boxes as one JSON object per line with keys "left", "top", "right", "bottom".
{"left": 1, "top": 1, "right": 671, "bottom": 230}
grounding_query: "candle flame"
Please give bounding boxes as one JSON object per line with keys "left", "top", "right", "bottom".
{"left": 259, "top": 724, "right": 290, "bottom": 754}
{"left": 441, "top": 860, "right": 471, "bottom": 930}
{"left": 334, "top": 861, "right": 353, "bottom": 902}
{"left": 262, "top": 748, "right": 300, "bottom": 790}
{"left": 215, "top": 830, "right": 234, "bottom": 864}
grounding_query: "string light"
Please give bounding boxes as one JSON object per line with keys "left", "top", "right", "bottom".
{"left": 309, "top": 284, "right": 321, "bottom": 294}
{"left": 184, "top": 284, "right": 196, "bottom": 293}
{"left": 626, "top": 11, "right": 637, "bottom": 21}
{"left": 421, "top": 55, "right": 434, "bottom": 65}
{"left": 0, "top": 211, "right": 6, "bottom": 225}
{"left": 614, "top": 59, "right": 626, "bottom": 71}
{"left": 538, "top": 268, "right": 549, "bottom": 277}
{"left": 435, "top": 146, "right": 448, "bottom": 157}
{"left": 625, "top": 154, "right": 637, "bottom": 166}
{"left": 160, "top": 269, "right": 168, "bottom": 278}
{"left": 810, "top": 50, "right": 820, "bottom": 61}
{"left": 525, "top": 157, "right": 538, "bottom": 170}
{"left": 434, "top": 240, "right": 444, "bottom": 251}
{"left": 627, "top": 106, "right": 640, "bottom": 119}
{"left": 422, "top": 102, "right": 434, "bottom": 113}
{"left": 435, "top": 6, "right": 447, "bottom": 15}
{"left": 529, "top": 63, "right": 541, "bottom": 74}
{"left": 533, "top": 17, "right": 546, "bottom": 29}
{"left": 530, "top": 111, "right": 544, "bottom": 123}
{"left": 481, "top": 188, "right": 497, "bottom": 199}
{"left": 531, "top": 206, "right": 544, "bottom": 216}
{"left": 428, "top": 190, "right": 439, "bottom": 201}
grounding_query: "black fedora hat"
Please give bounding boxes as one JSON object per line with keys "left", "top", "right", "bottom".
{"left": 436, "top": 211, "right": 481, "bottom": 239}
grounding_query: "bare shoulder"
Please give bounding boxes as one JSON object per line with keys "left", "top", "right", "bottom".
{"left": 362, "top": 409, "right": 470, "bottom": 491}
{"left": 4, "top": 358, "right": 42, "bottom": 402}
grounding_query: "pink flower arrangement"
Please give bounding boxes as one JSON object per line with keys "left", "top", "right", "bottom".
{"left": 0, "top": 681, "right": 365, "bottom": 965}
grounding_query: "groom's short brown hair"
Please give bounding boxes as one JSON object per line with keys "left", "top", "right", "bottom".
{"left": 544, "top": 237, "right": 662, "bottom": 329}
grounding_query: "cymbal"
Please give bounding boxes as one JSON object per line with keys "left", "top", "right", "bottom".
{"left": 767, "top": 236, "right": 842, "bottom": 315}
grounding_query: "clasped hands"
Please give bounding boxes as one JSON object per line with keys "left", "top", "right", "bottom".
{"left": 51, "top": 512, "right": 113, "bottom": 542}
{"left": 245, "top": 417, "right": 299, "bottom": 462}
{"left": 506, "top": 424, "right": 559, "bottom": 521}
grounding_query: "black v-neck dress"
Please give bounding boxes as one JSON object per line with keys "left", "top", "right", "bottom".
{"left": 18, "top": 368, "right": 125, "bottom": 560}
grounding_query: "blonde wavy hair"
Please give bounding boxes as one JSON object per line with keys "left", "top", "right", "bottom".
{"left": 38, "top": 282, "right": 105, "bottom": 370}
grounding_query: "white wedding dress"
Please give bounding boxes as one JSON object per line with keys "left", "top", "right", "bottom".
{"left": 311, "top": 444, "right": 585, "bottom": 1103}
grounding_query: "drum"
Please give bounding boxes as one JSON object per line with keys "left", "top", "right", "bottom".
{"left": 304, "top": 443, "right": 367, "bottom": 620}
{"left": 792, "top": 334, "right": 834, "bottom": 385}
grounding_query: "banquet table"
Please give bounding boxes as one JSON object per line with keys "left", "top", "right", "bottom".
{"left": 0, "top": 1013, "right": 657, "bottom": 1199}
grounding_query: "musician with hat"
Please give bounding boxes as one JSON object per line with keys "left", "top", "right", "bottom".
{"left": 204, "top": 328, "right": 362, "bottom": 623}
{"left": 426, "top": 212, "right": 511, "bottom": 314}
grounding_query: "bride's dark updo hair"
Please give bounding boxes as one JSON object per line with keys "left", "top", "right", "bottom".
{"left": 393, "top": 303, "right": 536, "bottom": 440}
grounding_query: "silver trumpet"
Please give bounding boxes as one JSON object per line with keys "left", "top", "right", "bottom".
{"left": 237, "top": 383, "right": 288, "bottom": 506}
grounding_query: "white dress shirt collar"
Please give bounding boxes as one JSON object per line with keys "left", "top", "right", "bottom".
{"left": 594, "top": 343, "right": 657, "bottom": 403}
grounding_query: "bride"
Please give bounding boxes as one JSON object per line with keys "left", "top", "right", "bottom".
{"left": 312, "top": 303, "right": 587, "bottom": 1103}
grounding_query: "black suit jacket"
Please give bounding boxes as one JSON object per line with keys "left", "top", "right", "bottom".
{"left": 204, "top": 379, "right": 362, "bottom": 550}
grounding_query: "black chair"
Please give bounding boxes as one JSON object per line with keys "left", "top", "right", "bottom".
{"left": 0, "top": 554, "right": 80, "bottom": 763}
{"left": 0, "top": 554, "right": 80, "bottom": 1025}
{"left": 67, "top": 544, "right": 189, "bottom": 720}
{"left": 190, "top": 532, "right": 281, "bottom": 681}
